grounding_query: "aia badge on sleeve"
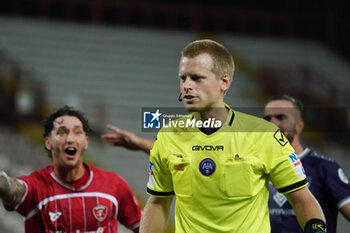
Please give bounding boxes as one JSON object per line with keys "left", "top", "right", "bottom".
{"left": 93, "top": 204, "right": 108, "bottom": 222}
{"left": 199, "top": 158, "right": 216, "bottom": 176}
{"left": 273, "top": 129, "right": 288, "bottom": 146}
{"left": 288, "top": 152, "right": 306, "bottom": 179}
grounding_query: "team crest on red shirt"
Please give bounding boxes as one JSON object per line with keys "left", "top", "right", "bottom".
{"left": 93, "top": 204, "right": 108, "bottom": 222}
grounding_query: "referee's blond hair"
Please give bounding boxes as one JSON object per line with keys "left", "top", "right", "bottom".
{"left": 181, "top": 39, "right": 235, "bottom": 82}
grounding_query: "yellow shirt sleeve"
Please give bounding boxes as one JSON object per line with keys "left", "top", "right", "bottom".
{"left": 146, "top": 133, "right": 175, "bottom": 196}
{"left": 268, "top": 129, "right": 308, "bottom": 193}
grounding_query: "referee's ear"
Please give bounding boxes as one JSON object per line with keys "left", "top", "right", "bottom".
{"left": 220, "top": 74, "right": 231, "bottom": 94}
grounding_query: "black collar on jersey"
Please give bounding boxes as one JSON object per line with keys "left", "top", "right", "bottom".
{"left": 228, "top": 109, "right": 235, "bottom": 126}
{"left": 195, "top": 106, "right": 235, "bottom": 135}
{"left": 199, "top": 127, "right": 220, "bottom": 135}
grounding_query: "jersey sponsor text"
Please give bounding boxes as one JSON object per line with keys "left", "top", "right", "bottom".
{"left": 192, "top": 145, "right": 224, "bottom": 151}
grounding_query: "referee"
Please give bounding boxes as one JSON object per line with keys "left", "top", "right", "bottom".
{"left": 102, "top": 40, "right": 327, "bottom": 233}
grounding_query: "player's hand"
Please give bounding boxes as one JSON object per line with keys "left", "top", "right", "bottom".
{"left": 0, "top": 170, "right": 10, "bottom": 193}
{"left": 101, "top": 124, "right": 144, "bottom": 151}
{"left": 0, "top": 170, "right": 26, "bottom": 206}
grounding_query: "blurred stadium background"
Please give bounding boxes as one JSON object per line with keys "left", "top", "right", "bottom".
{"left": 0, "top": 0, "right": 349, "bottom": 232}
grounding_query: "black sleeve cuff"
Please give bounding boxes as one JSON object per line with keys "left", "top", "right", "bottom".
{"left": 277, "top": 178, "right": 308, "bottom": 193}
{"left": 147, "top": 188, "right": 175, "bottom": 196}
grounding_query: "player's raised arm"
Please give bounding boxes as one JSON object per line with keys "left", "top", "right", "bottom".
{"left": 0, "top": 170, "right": 26, "bottom": 207}
{"left": 101, "top": 124, "right": 154, "bottom": 154}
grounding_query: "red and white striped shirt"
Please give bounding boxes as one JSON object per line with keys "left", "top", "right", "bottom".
{"left": 10, "top": 163, "right": 141, "bottom": 233}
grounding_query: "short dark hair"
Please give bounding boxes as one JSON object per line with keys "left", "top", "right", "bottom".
{"left": 43, "top": 105, "right": 92, "bottom": 137}
{"left": 268, "top": 95, "right": 304, "bottom": 117}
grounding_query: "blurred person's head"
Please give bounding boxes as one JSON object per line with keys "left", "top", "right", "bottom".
{"left": 43, "top": 106, "right": 91, "bottom": 170}
{"left": 179, "top": 39, "right": 234, "bottom": 112}
{"left": 264, "top": 95, "right": 304, "bottom": 144}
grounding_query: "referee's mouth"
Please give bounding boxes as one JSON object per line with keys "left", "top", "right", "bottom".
{"left": 184, "top": 95, "right": 196, "bottom": 102}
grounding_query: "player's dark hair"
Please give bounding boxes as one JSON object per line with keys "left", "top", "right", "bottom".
{"left": 269, "top": 95, "right": 304, "bottom": 117}
{"left": 43, "top": 105, "right": 92, "bottom": 137}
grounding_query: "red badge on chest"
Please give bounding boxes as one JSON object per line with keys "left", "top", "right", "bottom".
{"left": 93, "top": 204, "right": 108, "bottom": 222}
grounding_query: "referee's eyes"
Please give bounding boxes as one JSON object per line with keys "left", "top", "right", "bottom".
{"left": 179, "top": 76, "right": 186, "bottom": 82}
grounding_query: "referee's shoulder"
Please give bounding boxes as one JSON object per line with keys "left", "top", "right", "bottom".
{"left": 233, "top": 110, "right": 277, "bottom": 132}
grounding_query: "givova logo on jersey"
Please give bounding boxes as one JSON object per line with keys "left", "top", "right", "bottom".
{"left": 49, "top": 211, "right": 62, "bottom": 222}
{"left": 288, "top": 152, "right": 305, "bottom": 179}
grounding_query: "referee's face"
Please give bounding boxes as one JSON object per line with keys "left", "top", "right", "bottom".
{"left": 264, "top": 100, "right": 300, "bottom": 143}
{"left": 178, "top": 53, "right": 226, "bottom": 112}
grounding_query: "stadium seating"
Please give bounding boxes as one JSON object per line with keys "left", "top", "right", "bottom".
{"left": 0, "top": 16, "right": 349, "bottom": 233}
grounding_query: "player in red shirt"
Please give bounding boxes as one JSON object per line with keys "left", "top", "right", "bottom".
{"left": 0, "top": 106, "right": 141, "bottom": 233}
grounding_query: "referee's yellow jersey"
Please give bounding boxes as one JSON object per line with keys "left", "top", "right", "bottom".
{"left": 147, "top": 106, "right": 307, "bottom": 233}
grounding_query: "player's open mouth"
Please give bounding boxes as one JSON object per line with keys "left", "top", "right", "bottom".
{"left": 65, "top": 147, "right": 77, "bottom": 158}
